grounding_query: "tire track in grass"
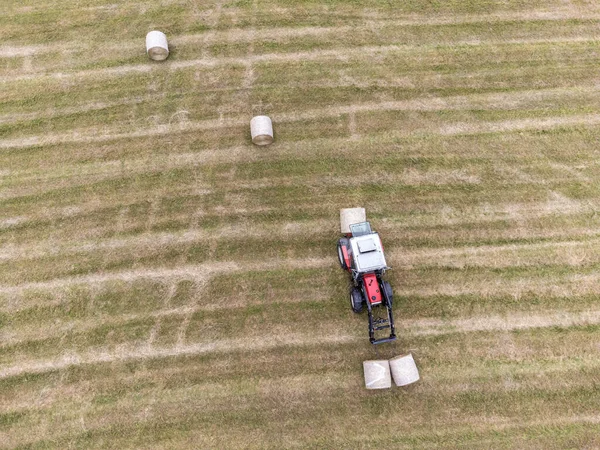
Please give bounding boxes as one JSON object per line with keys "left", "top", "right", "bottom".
{"left": 3, "top": 331, "right": 599, "bottom": 449}
{"left": 1, "top": 218, "right": 599, "bottom": 266}
{"left": 0, "top": 180, "right": 600, "bottom": 250}
{"left": 0, "top": 147, "right": 248, "bottom": 199}
{"left": 326, "top": 416, "right": 600, "bottom": 450}
{"left": 0, "top": 153, "right": 590, "bottom": 214}
{"left": 436, "top": 114, "right": 600, "bottom": 136}
{"left": 0, "top": 193, "right": 595, "bottom": 252}
{"left": 0, "top": 116, "right": 245, "bottom": 150}
{"left": 0, "top": 262, "right": 232, "bottom": 303}
{"left": 7, "top": 354, "right": 600, "bottom": 414}
{"left": 403, "top": 309, "right": 600, "bottom": 336}
{"left": 390, "top": 236, "right": 600, "bottom": 269}
{"left": 2, "top": 273, "right": 336, "bottom": 345}
{"left": 402, "top": 271, "right": 600, "bottom": 300}
{"left": 0, "top": 333, "right": 358, "bottom": 379}
{"left": 0, "top": 45, "right": 42, "bottom": 57}
{"left": 2, "top": 80, "right": 598, "bottom": 128}
{"left": 2, "top": 44, "right": 407, "bottom": 83}
{"left": 3, "top": 34, "right": 600, "bottom": 84}
{"left": 401, "top": 191, "right": 595, "bottom": 227}
{"left": 336, "top": 8, "right": 600, "bottom": 25}
{"left": 0, "top": 95, "right": 163, "bottom": 125}
{"left": 0, "top": 187, "right": 596, "bottom": 264}
{"left": 0, "top": 143, "right": 595, "bottom": 215}
{"left": 0, "top": 16, "right": 559, "bottom": 58}
{"left": 3, "top": 275, "right": 596, "bottom": 347}
{"left": 0, "top": 257, "right": 332, "bottom": 300}
{"left": 1, "top": 190, "right": 599, "bottom": 261}
{"left": 0, "top": 180, "right": 591, "bottom": 233}
{"left": 0, "top": 166, "right": 483, "bottom": 205}
{"left": 5, "top": 99, "right": 600, "bottom": 150}
{"left": 4, "top": 371, "right": 354, "bottom": 427}
{"left": 3, "top": 308, "right": 600, "bottom": 380}
{"left": 0, "top": 26, "right": 347, "bottom": 59}
{"left": 12, "top": 408, "right": 600, "bottom": 450}
{"left": 2, "top": 6, "right": 600, "bottom": 59}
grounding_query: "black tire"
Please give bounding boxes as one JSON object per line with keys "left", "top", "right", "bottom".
{"left": 382, "top": 281, "right": 393, "bottom": 307}
{"left": 337, "top": 238, "right": 349, "bottom": 270}
{"left": 350, "top": 288, "right": 364, "bottom": 313}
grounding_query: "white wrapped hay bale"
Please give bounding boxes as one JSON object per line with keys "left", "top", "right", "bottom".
{"left": 390, "top": 353, "right": 420, "bottom": 387}
{"left": 146, "top": 31, "right": 169, "bottom": 61}
{"left": 250, "top": 115, "right": 274, "bottom": 145}
{"left": 340, "top": 207, "right": 366, "bottom": 234}
{"left": 363, "top": 360, "right": 391, "bottom": 389}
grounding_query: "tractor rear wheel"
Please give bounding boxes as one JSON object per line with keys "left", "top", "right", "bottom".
{"left": 382, "top": 281, "right": 393, "bottom": 306}
{"left": 350, "top": 288, "right": 363, "bottom": 313}
{"left": 337, "top": 238, "right": 349, "bottom": 270}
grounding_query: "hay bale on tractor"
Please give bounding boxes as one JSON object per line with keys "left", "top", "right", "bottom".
{"left": 340, "top": 207, "right": 366, "bottom": 234}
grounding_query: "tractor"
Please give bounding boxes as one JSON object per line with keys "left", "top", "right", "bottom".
{"left": 337, "top": 215, "right": 396, "bottom": 345}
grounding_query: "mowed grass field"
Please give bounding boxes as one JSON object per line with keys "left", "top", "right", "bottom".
{"left": 2, "top": 0, "right": 600, "bottom": 448}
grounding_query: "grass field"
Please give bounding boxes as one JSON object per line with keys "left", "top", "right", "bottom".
{"left": 2, "top": 0, "right": 600, "bottom": 448}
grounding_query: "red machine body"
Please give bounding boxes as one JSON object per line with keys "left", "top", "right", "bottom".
{"left": 363, "top": 273, "right": 382, "bottom": 305}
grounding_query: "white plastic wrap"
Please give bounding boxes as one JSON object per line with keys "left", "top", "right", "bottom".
{"left": 363, "top": 360, "right": 392, "bottom": 389}
{"left": 250, "top": 115, "right": 274, "bottom": 145}
{"left": 146, "top": 31, "right": 169, "bottom": 61}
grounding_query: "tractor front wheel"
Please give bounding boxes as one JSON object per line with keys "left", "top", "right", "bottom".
{"left": 350, "top": 288, "right": 363, "bottom": 313}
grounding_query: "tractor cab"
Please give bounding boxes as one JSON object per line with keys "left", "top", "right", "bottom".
{"left": 348, "top": 222, "right": 387, "bottom": 274}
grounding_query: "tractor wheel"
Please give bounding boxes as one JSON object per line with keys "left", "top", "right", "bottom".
{"left": 350, "top": 288, "right": 363, "bottom": 313}
{"left": 337, "top": 238, "right": 349, "bottom": 270}
{"left": 382, "top": 281, "right": 393, "bottom": 306}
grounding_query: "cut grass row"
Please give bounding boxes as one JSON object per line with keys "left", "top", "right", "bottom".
{"left": 3, "top": 253, "right": 600, "bottom": 327}
{"left": 5, "top": 340, "right": 600, "bottom": 412}
{"left": 3, "top": 218, "right": 600, "bottom": 274}
{"left": 4, "top": 255, "right": 600, "bottom": 365}
{"left": 2, "top": 19, "right": 599, "bottom": 77}
{"left": 4, "top": 0, "right": 600, "bottom": 447}
{"left": 4, "top": 327, "right": 599, "bottom": 410}
{"left": 6, "top": 79, "right": 600, "bottom": 143}
{"left": 4, "top": 238, "right": 598, "bottom": 310}
{"left": 4, "top": 38, "right": 600, "bottom": 110}
{"left": 3, "top": 0, "right": 596, "bottom": 45}
{"left": 3, "top": 115, "right": 599, "bottom": 182}
{"left": 2, "top": 191, "right": 599, "bottom": 261}
{"left": 3, "top": 122, "right": 600, "bottom": 211}
{"left": 3, "top": 206, "right": 600, "bottom": 285}
{"left": 2, "top": 172, "right": 597, "bottom": 234}
{"left": 0, "top": 158, "right": 590, "bottom": 211}
{"left": 2, "top": 326, "right": 599, "bottom": 448}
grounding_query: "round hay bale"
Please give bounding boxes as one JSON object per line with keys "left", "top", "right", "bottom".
{"left": 340, "top": 208, "right": 366, "bottom": 234}
{"left": 146, "top": 31, "right": 169, "bottom": 61}
{"left": 250, "top": 115, "right": 274, "bottom": 145}
{"left": 363, "top": 360, "right": 391, "bottom": 389}
{"left": 390, "top": 353, "right": 420, "bottom": 387}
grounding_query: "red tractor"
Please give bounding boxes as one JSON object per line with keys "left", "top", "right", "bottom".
{"left": 337, "top": 218, "right": 396, "bottom": 344}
